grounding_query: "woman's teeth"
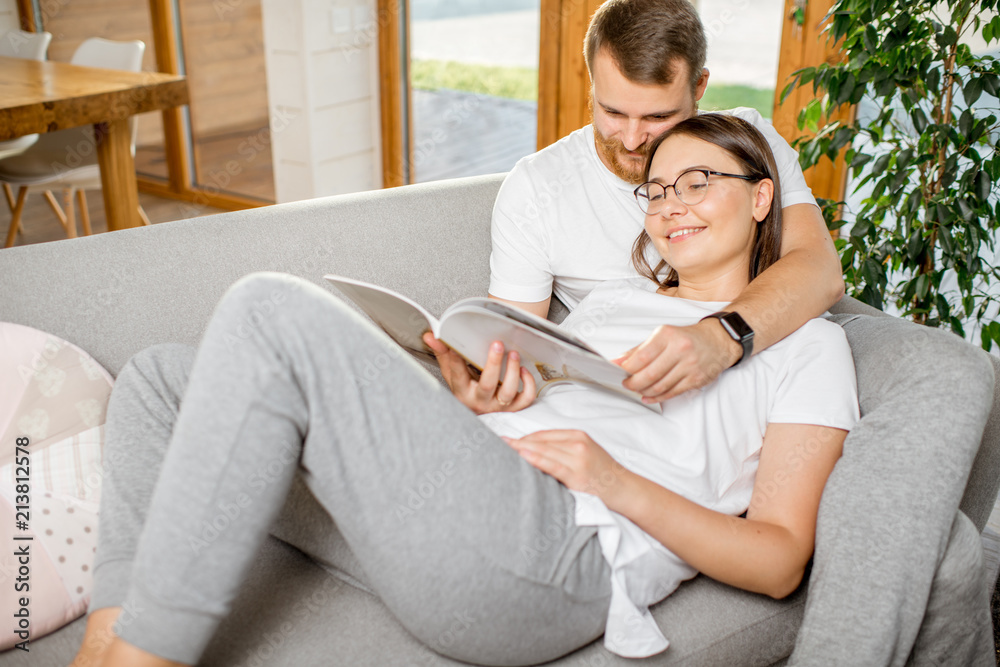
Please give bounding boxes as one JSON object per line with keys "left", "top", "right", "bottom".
{"left": 669, "top": 228, "right": 702, "bottom": 239}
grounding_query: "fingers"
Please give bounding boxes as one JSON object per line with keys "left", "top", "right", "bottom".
{"left": 474, "top": 341, "right": 507, "bottom": 404}
{"left": 507, "top": 367, "right": 536, "bottom": 411}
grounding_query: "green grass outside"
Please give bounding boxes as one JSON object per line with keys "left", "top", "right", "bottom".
{"left": 410, "top": 59, "right": 775, "bottom": 119}
{"left": 411, "top": 59, "right": 538, "bottom": 101}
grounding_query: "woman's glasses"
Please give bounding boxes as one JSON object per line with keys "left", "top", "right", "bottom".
{"left": 633, "top": 169, "right": 757, "bottom": 214}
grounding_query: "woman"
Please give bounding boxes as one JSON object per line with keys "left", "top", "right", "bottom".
{"left": 73, "top": 114, "right": 857, "bottom": 667}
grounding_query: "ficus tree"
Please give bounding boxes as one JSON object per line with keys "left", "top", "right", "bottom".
{"left": 784, "top": 0, "right": 1000, "bottom": 348}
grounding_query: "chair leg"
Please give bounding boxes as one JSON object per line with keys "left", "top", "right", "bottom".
{"left": 138, "top": 206, "right": 151, "bottom": 226}
{"left": 42, "top": 190, "right": 76, "bottom": 239}
{"left": 2, "top": 183, "right": 14, "bottom": 211}
{"left": 63, "top": 188, "right": 77, "bottom": 239}
{"left": 77, "top": 190, "right": 92, "bottom": 236}
{"left": 4, "top": 187, "right": 27, "bottom": 248}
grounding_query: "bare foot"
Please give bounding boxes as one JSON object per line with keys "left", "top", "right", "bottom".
{"left": 68, "top": 607, "right": 121, "bottom": 667}
{"left": 99, "top": 636, "right": 190, "bottom": 667}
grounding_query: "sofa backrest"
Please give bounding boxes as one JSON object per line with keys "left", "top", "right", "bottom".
{"left": 2, "top": 172, "right": 999, "bottom": 533}
{"left": 0, "top": 174, "right": 506, "bottom": 376}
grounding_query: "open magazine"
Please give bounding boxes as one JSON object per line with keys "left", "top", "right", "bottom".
{"left": 324, "top": 275, "right": 658, "bottom": 411}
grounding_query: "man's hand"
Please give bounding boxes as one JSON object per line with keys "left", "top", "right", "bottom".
{"left": 504, "top": 429, "right": 634, "bottom": 511}
{"left": 614, "top": 318, "right": 742, "bottom": 403}
{"left": 423, "top": 333, "right": 536, "bottom": 414}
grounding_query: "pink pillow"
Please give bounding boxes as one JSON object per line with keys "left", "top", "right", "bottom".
{"left": 0, "top": 323, "right": 113, "bottom": 651}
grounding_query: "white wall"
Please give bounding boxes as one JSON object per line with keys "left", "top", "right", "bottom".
{"left": 0, "top": 0, "right": 21, "bottom": 33}
{"left": 260, "top": 0, "right": 383, "bottom": 203}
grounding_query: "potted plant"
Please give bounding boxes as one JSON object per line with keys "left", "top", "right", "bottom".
{"left": 783, "top": 0, "right": 1000, "bottom": 347}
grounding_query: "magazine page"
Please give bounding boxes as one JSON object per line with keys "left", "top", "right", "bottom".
{"left": 444, "top": 298, "right": 600, "bottom": 355}
{"left": 440, "top": 308, "right": 658, "bottom": 411}
{"left": 324, "top": 275, "right": 439, "bottom": 364}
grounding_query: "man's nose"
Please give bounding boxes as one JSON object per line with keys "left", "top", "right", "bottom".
{"left": 622, "top": 119, "right": 645, "bottom": 151}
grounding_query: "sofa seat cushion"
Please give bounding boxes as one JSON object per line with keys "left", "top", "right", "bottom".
{"left": 0, "top": 531, "right": 804, "bottom": 666}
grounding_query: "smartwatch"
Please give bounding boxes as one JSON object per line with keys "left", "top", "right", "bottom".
{"left": 701, "top": 311, "right": 754, "bottom": 367}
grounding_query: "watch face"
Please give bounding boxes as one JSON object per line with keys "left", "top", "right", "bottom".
{"left": 721, "top": 312, "right": 753, "bottom": 340}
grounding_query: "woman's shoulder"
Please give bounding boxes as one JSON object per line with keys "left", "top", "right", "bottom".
{"left": 766, "top": 316, "right": 853, "bottom": 369}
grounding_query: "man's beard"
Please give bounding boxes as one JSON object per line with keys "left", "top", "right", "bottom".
{"left": 593, "top": 128, "right": 651, "bottom": 185}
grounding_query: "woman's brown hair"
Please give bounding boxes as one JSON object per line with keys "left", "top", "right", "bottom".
{"left": 631, "top": 113, "right": 784, "bottom": 289}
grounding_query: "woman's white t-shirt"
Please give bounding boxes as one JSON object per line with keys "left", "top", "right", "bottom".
{"left": 478, "top": 277, "right": 860, "bottom": 658}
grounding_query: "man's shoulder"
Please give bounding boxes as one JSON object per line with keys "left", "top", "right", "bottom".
{"left": 706, "top": 106, "right": 767, "bottom": 127}
{"left": 496, "top": 125, "right": 598, "bottom": 205}
{"left": 507, "top": 126, "right": 593, "bottom": 179}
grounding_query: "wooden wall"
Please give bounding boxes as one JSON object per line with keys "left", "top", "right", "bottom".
{"left": 38, "top": 0, "right": 165, "bottom": 150}
{"left": 178, "top": 0, "right": 269, "bottom": 138}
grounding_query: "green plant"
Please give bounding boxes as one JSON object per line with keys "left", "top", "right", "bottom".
{"left": 783, "top": 0, "right": 1000, "bottom": 347}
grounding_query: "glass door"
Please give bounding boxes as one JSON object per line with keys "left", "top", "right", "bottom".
{"left": 406, "top": 0, "right": 542, "bottom": 183}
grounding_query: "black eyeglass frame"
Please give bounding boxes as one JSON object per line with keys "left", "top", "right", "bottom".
{"left": 633, "top": 169, "right": 758, "bottom": 213}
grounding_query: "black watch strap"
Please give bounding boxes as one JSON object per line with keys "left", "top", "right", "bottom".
{"left": 701, "top": 311, "right": 754, "bottom": 367}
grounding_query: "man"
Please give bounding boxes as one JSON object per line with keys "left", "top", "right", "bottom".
{"left": 428, "top": 0, "right": 995, "bottom": 664}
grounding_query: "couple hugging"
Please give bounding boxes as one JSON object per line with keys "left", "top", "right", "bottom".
{"left": 71, "top": 1, "right": 992, "bottom": 666}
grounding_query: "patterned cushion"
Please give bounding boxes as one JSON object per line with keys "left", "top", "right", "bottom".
{"left": 0, "top": 323, "right": 113, "bottom": 650}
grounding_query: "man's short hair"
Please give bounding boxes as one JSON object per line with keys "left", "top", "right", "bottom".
{"left": 584, "top": 0, "right": 707, "bottom": 93}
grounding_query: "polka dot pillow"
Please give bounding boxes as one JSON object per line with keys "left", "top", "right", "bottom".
{"left": 0, "top": 323, "right": 113, "bottom": 650}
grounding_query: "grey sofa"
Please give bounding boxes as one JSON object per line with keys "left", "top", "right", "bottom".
{"left": 1, "top": 173, "right": 998, "bottom": 666}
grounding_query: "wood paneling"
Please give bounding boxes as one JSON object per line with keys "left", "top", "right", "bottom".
{"left": 177, "top": 0, "right": 270, "bottom": 137}
{"left": 536, "top": 0, "right": 603, "bottom": 150}
{"left": 772, "top": 0, "right": 852, "bottom": 203}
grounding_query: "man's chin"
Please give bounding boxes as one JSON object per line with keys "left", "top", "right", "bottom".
{"left": 613, "top": 159, "right": 646, "bottom": 185}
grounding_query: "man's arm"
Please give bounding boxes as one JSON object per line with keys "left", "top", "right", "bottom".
{"left": 619, "top": 203, "right": 845, "bottom": 402}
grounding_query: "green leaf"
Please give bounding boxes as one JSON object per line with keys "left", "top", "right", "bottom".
{"left": 937, "top": 25, "right": 958, "bottom": 48}
{"left": 937, "top": 293, "right": 951, "bottom": 319}
{"left": 907, "top": 229, "right": 924, "bottom": 264}
{"left": 959, "top": 109, "right": 973, "bottom": 137}
{"left": 916, "top": 274, "right": 930, "bottom": 300}
{"left": 964, "top": 77, "right": 984, "bottom": 106}
{"left": 976, "top": 170, "right": 993, "bottom": 202}
{"left": 911, "top": 108, "right": 929, "bottom": 134}
{"left": 872, "top": 154, "right": 891, "bottom": 176}
{"left": 939, "top": 226, "right": 954, "bottom": 255}
{"left": 926, "top": 66, "right": 941, "bottom": 92}
{"left": 958, "top": 198, "right": 975, "bottom": 219}
{"left": 864, "top": 24, "right": 878, "bottom": 53}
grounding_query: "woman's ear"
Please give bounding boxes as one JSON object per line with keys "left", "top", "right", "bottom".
{"left": 752, "top": 179, "right": 775, "bottom": 222}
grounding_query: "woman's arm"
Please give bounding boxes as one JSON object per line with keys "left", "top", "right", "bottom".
{"left": 507, "top": 421, "right": 846, "bottom": 599}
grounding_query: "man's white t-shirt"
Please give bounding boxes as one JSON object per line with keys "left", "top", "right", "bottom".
{"left": 489, "top": 108, "right": 817, "bottom": 310}
{"left": 478, "top": 277, "right": 859, "bottom": 658}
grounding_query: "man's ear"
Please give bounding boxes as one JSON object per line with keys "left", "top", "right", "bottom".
{"left": 694, "top": 68, "right": 710, "bottom": 102}
{"left": 753, "top": 179, "right": 775, "bottom": 221}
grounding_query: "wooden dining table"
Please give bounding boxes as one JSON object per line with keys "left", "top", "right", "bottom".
{"left": 0, "top": 56, "right": 189, "bottom": 231}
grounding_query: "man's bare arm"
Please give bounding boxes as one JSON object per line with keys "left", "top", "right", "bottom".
{"left": 620, "top": 203, "right": 845, "bottom": 401}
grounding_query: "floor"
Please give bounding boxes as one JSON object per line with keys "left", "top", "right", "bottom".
{"left": 1, "top": 186, "right": 225, "bottom": 248}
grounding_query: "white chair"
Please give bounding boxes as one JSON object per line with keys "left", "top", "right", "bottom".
{"left": 0, "top": 30, "right": 53, "bottom": 161}
{"left": 0, "top": 37, "right": 146, "bottom": 247}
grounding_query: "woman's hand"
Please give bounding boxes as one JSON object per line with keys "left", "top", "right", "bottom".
{"left": 423, "top": 333, "right": 536, "bottom": 414}
{"left": 505, "top": 429, "right": 634, "bottom": 510}
{"left": 614, "top": 319, "right": 741, "bottom": 403}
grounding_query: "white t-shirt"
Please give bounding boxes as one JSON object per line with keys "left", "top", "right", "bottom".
{"left": 489, "top": 108, "right": 817, "bottom": 310}
{"left": 478, "top": 278, "right": 859, "bottom": 658}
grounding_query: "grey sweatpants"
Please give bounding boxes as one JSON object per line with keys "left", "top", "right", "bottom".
{"left": 87, "top": 272, "right": 611, "bottom": 666}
